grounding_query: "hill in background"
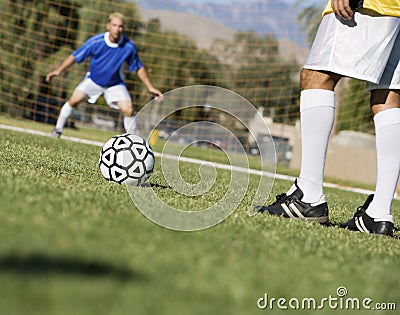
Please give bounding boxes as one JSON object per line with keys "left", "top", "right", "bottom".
{"left": 136, "top": 0, "right": 309, "bottom": 63}
{"left": 135, "top": 0, "right": 306, "bottom": 44}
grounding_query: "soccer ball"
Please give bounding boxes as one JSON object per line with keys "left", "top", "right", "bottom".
{"left": 99, "top": 134, "right": 155, "bottom": 186}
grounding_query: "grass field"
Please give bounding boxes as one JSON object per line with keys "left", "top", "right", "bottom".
{"left": 0, "top": 116, "right": 399, "bottom": 315}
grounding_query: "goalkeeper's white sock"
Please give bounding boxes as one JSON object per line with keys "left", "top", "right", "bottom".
{"left": 366, "top": 108, "right": 400, "bottom": 223}
{"left": 124, "top": 115, "right": 137, "bottom": 134}
{"left": 287, "top": 89, "right": 335, "bottom": 203}
{"left": 55, "top": 102, "right": 73, "bottom": 131}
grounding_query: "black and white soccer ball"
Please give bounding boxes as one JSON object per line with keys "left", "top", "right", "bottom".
{"left": 99, "top": 134, "right": 155, "bottom": 186}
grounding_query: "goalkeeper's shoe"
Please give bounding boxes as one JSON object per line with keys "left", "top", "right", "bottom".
{"left": 254, "top": 180, "right": 329, "bottom": 224}
{"left": 340, "top": 195, "right": 394, "bottom": 237}
{"left": 51, "top": 128, "right": 62, "bottom": 138}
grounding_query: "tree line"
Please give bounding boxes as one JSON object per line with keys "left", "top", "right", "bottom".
{"left": 0, "top": 0, "right": 301, "bottom": 127}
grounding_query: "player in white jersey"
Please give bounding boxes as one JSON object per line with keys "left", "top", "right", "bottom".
{"left": 46, "top": 12, "right": 163, "bottom": 137}
{"left": 256, "top": 0, "right": 400, "bottom": 236}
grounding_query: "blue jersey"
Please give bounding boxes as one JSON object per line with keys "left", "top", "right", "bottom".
{"left": 72, "top": 32, "right": 143, "bottom": 87}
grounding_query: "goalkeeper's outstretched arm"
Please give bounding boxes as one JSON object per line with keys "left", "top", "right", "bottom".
{"left": 46, "top": 55, "right": 76, "bottom": 83}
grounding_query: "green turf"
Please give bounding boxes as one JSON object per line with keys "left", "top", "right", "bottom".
{"left": 0, "top": 121, "right": 399, "bottom": 315}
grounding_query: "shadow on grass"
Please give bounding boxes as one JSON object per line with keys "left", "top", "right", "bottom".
{"left": 0, "top": 253, "right": 143, "bottom": 281}
{"left": 150, "top": 183, "right": 172, "bottom": 189}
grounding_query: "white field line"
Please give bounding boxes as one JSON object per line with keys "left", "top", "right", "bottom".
{"left": 0, "top": 123, "right": 380, "bottom": 197}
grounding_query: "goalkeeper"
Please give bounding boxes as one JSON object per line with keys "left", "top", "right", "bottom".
{"left": 46, "top": 12, "right": 162, "bottom": 136}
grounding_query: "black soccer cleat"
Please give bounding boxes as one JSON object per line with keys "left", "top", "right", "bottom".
{"left": 255, "top": 180, "right": 329, "bottom": 224}
{"left": 51, "top": 128, "right": 62, "bottom": 138}
{"left": 340, "top": 195, "right": 394, "bottom": 237}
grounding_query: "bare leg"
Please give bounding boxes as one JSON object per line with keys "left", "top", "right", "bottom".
{"left": 117, "top": 100, "right": 137, "bottom": 134}
{"left": 68, "top": 89, "right": 87, "bottom": 107}
{"left": 370, "top": 89, "right": 400, "bottom": 115}
{"left": 300, "top": 69, "right": 342, "bottom": 91}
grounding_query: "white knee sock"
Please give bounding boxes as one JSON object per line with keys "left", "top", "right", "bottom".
{"left": 288, "top": 89, "right": 335, "bottom": 203}
{"left": 55, "top": 102, "right": 73, "bottom": 131}
{"left": 366, "top": 108, "right": 400, "bottom": 222}
{"left": 124, "top": 115, "right": 137, "bottom": 134}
